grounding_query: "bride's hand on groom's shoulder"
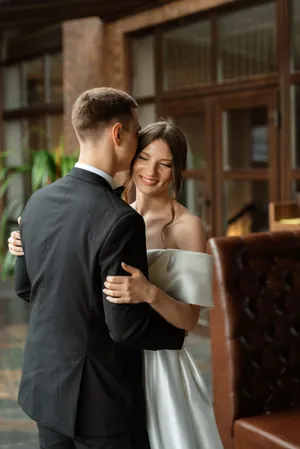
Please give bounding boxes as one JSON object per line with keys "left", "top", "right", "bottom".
{"left": 103, "top": 263, "right": 157, "bottom": 305}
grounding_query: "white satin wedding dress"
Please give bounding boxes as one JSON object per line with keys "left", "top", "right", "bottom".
{"left": 145, "top": 249, "right": 223, "bottom": 449}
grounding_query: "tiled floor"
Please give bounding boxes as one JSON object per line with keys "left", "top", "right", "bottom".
{"left": 0, "top": 294, "right": 212, "bottom": 449}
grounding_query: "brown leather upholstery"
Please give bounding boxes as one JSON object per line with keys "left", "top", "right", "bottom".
{"left": 207, "top": 232, "right": 300, "bottom": 449}
{"left": 235, "top": 410, "right": 300, "bottom": 449}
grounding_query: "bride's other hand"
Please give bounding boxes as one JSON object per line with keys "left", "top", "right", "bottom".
{"left": 8, "top": 229, "right": 24, "bottom": 256}
{"left": 104, "top": 263, "right": 157, "bottom": 304}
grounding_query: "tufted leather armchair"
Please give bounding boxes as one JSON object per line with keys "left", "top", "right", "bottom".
{"left": 207, "top": 231, "right": 300, "bottom": 449}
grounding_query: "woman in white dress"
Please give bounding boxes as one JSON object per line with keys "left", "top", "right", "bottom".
{"left": 8, "top": 122, "right": 223, "bottom": 449}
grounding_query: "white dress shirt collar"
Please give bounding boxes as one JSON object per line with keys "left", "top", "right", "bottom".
{"left": 75, "top": 162, "right": 114, "bottom": 188}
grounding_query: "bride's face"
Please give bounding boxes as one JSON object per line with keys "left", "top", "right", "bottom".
{"left": 132, "top": 139, "right": 173, "bottom": 197}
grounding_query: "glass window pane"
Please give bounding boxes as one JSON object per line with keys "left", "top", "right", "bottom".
{"left": 3, "top": 121, "right": 26, "bottom": 213}
{"left": 50, "top": 53, "right": 63, "bottom": 103}
{"left": 218, "top": 3, "right": 277, "bottom": 81}
{"left": 291, "top": 181, "right": 300, "bottom": 201}
{"left": 163, "top": 21, "right": 211, "bottom": 91}
{"left": 132, "top": 35, "right": 155, "bottom": 97}
{"left": 138, "top": 104, "right": 156, "bottom": 128}
{"left": 174, "top": 115, "right": 206, "bottom": 169}
{"left": 3, "top": 65, "right": 21, "bottom": 110}
{"left": 291, "top": 85, "right": 300, "bottom": 168}
{"left": 179, "top": 179, "right": 207, "bottom": 224}
{"left": 292, "top": 0, "right": 300, "bottom": 71}
{"left": 22, "top": 57, "right": 44, "bottom": 106}
{"left": 224, "top": 180, "right": 269, "bottom": 235}
{"left": 47, "top": 115, "right": 63, "bottom": 150}
{"left": 24, "top": 118, "right": 47, "bottom": 150}
{"left": 223, "top": 106, "right": 269, "bottom": 170}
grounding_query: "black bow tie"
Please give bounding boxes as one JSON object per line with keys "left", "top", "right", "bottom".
{"left": 113, "top": 186, "right": 125, "bottom": 198}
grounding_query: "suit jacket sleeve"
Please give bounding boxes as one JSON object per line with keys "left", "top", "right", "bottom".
{"left": 14, "top": 256, "right": 31, "bottom": 303}
{"left": 14, "top": 220, "right": 31, "bottom": 302}
{"left": 99, "top": 211, "right": 185, "bottom": 350}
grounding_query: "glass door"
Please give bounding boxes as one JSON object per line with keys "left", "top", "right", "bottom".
{"left": 215, "top": 90, "right": 279, "bottom": 236}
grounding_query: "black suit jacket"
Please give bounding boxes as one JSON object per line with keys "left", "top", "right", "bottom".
{"left": 14, "top": 168, "right": 185, "bottom": 438}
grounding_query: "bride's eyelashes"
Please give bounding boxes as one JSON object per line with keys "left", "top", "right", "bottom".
{"left": 138, "top": 155, "right": 172, "bottom": 168}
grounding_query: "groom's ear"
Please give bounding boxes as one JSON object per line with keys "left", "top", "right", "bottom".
{"left": 112, "top": 122, "right": 123, "bottom": 146}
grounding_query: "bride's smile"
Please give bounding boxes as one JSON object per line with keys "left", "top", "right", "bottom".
{"left": 139, "top": 176, "right": 158, "bottom": 186}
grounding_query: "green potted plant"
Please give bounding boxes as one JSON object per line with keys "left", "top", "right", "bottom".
{"left": 0, "top": 143, "right": 78, "bottom": 279}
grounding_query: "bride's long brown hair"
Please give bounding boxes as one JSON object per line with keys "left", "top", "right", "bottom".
{"left": 122, "top": 121, "right": 187, "bottom": 245}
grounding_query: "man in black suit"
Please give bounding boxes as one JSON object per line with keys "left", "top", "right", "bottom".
{"left": 14, "top": 87, "right": 185, "bottom": 449}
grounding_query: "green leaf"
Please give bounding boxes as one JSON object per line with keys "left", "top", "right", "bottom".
{"left": 0, "top": 166, "right": 9, "bottom": 181}
{"left": 0, "top": 166, "right": 30, "bottom": 198}
{"left": 0, "top": 151, "right": 12, "bottom": 160}
{"left": 0, "top": 199, "right": 23, "bottom": 252}
{"left": 0, "top": 176, "right": 14, "bottom": 198}
{"left": 7, "top": 164, "right": 31, "bottom": 173}
{"left": 1, "top": 251, "right": 16, "bottom": 280}
{"left": 31, "top": 150, "right": 56, "bottom": 191}
{"left": 60, "top": 154, "right": 77, "bottom": 177}
{"left": 0, "top": 164, "right": 31, "bottom": 185}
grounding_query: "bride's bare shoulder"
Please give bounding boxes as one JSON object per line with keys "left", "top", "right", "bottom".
{"left": 174, "top": 202, "right": 204, "bottom": 227}
{"left": 173, "top": 203, "right": 207, "bottom": 252}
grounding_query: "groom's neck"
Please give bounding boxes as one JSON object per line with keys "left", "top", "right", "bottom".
{"left": 78, "top": 144, "right": 116, "bottom": 178}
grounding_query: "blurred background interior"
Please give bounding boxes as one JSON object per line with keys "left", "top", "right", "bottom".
{"left": 1, "top": 0, "right": 300, "bottom": 448}
{"left": 2, "top": 0, "right": 300, "bottom": 242}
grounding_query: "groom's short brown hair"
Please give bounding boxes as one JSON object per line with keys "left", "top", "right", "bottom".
{"left": 72, "top": 87, "right": 138, "bottom": 141}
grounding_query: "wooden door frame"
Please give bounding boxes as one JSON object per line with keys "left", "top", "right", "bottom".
{"left": 214, "top": 88, "right": 279, "bottom": 236}
{"left": 161, "top": 97, "right": 215, "bottom": 236}
{"left": 288, "top": 74, "right": 300, "bottom": 198}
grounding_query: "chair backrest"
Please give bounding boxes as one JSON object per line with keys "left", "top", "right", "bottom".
{"left": 207, "top": 231, "right": 300, "bottom": 449}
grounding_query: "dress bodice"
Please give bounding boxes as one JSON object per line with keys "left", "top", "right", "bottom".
{"left": 146, "top": 249, "right": 213, "bottom": 309}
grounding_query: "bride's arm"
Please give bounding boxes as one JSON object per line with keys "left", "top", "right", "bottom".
{"left": 148, "top": 284, "right": 200, "bottom": 332}
{"left": 104, "top": 216, "right": 207, "bottom": 332}
{"left": 105, "top": 262, "right": 200, "bottom": 331}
